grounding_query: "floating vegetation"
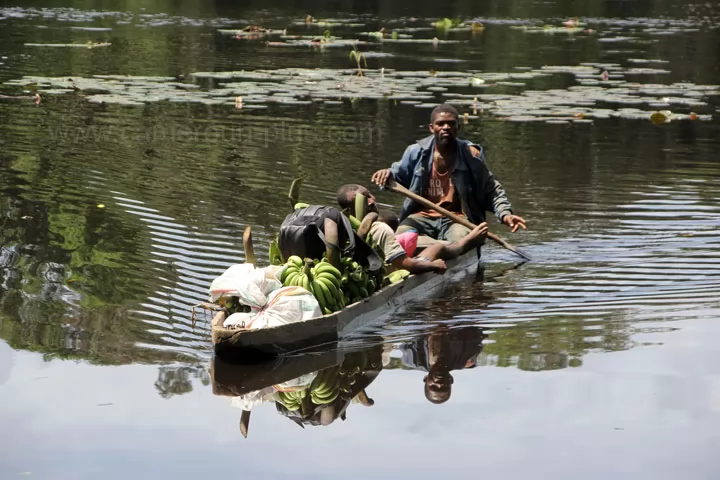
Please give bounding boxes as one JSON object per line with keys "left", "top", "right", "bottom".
{"left": 294, "top": 16, "right": 366, "bottom": 28}
{"left": 511, "top": 25, "right": 586, "bottom": 34}
{"left": 24, "top": 41, "right": 112, "bottom": 49}
{"left": 433, "top": 18, "right": 461, "bottom": 30}
{"left": 4, "top": 62, "right": 717, "bottom": 125}
{"left": 627, "top": 59, "right": 670, "bottom": 64}
{"left": 0, "top": 6, "right": 240, "bottom": 28}
{"left": 69, "top": 26, "right": 112, "bottom": 31}
{"left": 380, "top": 38, "right": 462, "bottom": 44}
{"left": 218, "top": 26, "right": 286, "bottom": 38}
{"left": 266, "top": 38, "right": 364, "bottom": 49}
{"left": 359, "top": 30, "right": 409, "bottom": 40}
{"left": 349, "top": 47, "right": 368, "bottom": 76}
{"left": 432, "top": 18, "right": 485, "bottom": 33}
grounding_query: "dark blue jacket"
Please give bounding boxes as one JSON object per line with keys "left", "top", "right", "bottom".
{"left": 390, "top": 135, "right": 513, "bottom": 225}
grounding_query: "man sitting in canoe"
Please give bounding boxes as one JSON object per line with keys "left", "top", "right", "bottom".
{"left": 371, "top": 103, "right": 527, "bottom": 248}
{"left": 336, "top": 184, "right": 488, "bottom": 274}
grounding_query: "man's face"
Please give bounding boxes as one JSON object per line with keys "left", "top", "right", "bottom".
{"left": 423, "top": 371, "right": 453, "bottom": 404}
{"left": 429, "top": 112, "right": 459, "bottom": 146}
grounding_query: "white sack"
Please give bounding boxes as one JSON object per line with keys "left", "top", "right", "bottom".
{"left": 223, "top": 286, "right": 322, "bottom": 329}
{"left": 208, "top": 264, "right": 283, "bottom": 307}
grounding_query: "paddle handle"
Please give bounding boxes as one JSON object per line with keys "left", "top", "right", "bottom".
{"left": 243, "top": 225, "right": 256, "bottom": 265}
{"left": 386, "top": 180, "right": 530, "bottom": 261}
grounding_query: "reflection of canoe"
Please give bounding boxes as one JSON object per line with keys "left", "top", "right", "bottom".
{"left": 210, "top": 350, "right": 343, "bottom": 397}
{"left": 211, "top": 249, "right": 480, "bottom": 361}
{"left": 213, "top": 346, "right": 384, "bottom": 436}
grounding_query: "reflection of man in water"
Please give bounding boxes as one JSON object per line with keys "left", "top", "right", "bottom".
{"left": 388, "top": 326, "right": 486, "bottom": 404}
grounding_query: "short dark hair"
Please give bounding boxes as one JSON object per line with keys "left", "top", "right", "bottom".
{"left": 424, "top": 378, "right": 452, "bottom": 404}
{"left": 430, "top": 103, "right": 460, "bottom": 123}
{"left": 430, "top": 103, "right": 459, "bottom": 124}
{"left": 337, "top": 184, "right": 366, "bottom": 211}
{"left": 378, "top": 210, "right": 399, "bottom": 232}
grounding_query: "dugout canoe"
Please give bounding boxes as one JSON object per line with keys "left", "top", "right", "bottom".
{"left": 211, "top": 248, "right": 481, "bottom": 361}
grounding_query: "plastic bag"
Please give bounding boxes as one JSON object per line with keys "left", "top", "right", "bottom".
{"left": 273, "top": 372, "right": 318, "bottom": 392}
{"left": 208, "top": 264, "right": 283, "bottom": 307}
{"left": 227, "top": 387, "right": 275, "bottom": 411}
{"left": 223, "top": 286, "right": 322, "bottom": 329}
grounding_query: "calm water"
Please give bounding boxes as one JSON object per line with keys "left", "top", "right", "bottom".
{"left": 1, "top": 0, "right": 720, "bottom": 478}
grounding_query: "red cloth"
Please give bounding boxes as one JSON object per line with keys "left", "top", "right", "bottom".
{"left": 395, "top": 231, "right": 418, "bottom": 257}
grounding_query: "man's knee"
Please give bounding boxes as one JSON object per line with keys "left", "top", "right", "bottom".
{"left": 396, "top": 224, "right": 414, "bottom": 235}
{"left": 399, "top": 214, "right": 437, "bottom": 238}
{"left": 445, "top": 224, "right": 471, "bottom": 243}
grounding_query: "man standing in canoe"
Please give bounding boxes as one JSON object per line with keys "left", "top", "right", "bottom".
{"left": 371, "top": 103, "right": 527, "bottom": 247}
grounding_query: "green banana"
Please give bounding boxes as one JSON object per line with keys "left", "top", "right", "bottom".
{"left": 387, "top": 269, "right": 410, "bottom": 284}
{"left": 315, "top": 280, "right": 336, "bottom": 310}
{"left": 312, "top": 382, "right": 338, "bottom": 399}
{"left": 315, "top": 263, "right": 342, "bottom": 278}
{"left": 316, "top": 272, "right": 341, "bottom": 289}
{"left": 318, "top": 277, "right": 342, "bottom": 305}
{"left": 287, "top": 255, "right": 303, "bottom": 268}
{"left": 301, "top": 274, "right": 311, "bottom": 292}
{"left": 284, "top": 271, "right": 300, "bottom": 286}
{"left": 336, "top": 293, "right": 346, "bottom": 309}
{"left": 347, "top": 282, "right": 361, "bottom": 299}
{"left": 347, "top": 215, "right": 361, "bottom": 230}
{"left": 312, "top": 280, "right": 328, "bottom": 311}
{"left": 280, "top": 265, "right": 299, "bottom": 283}
{"left": 312, "top": 389, "right": 339, "bottom": 404}
{"left": 367, "top": 277, "right": 376, "bottom": 294}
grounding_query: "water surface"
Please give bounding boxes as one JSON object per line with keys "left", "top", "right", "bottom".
{"left": 1, "top": 0, "right": 719, "bottom": 478}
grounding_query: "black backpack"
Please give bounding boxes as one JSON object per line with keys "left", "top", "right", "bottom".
{"left": 278, "top": 205, "right": 382, "bottom": 271}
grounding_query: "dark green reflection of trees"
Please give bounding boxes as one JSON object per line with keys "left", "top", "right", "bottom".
{"left": 480, "top": 316, "right": 633, "bottom": 371}
{"left": 155, "top": 365, "right": 210, "bottom": 398}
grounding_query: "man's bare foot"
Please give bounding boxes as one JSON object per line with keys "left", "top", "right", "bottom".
{"left": 431, "top": 259, "right": 447, "bottom": 274}
{"left": 466, "top": 222, "right": 488, "bottom": 247}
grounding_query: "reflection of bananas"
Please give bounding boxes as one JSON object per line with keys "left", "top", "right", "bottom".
{"left": 309, "top": 366, "right": 340, "bottom": 405}
{"left": 275, "top": 389, "right": 307, "bottom": 411}
{"left": 276, "top": 349, "right": 382, "bottom": 420}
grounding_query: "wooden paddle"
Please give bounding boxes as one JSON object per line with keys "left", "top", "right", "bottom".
{"left": 243, "top": 226, "right": 256, "bottom": 265}
{"left": 239, "top": 227, "right": 255, "bottom": 438}
{"left": 386, "top": 180, "right": 531, "bottom": 261}
{"left": 239, "top": 410, "right": 251, "bottom": 438}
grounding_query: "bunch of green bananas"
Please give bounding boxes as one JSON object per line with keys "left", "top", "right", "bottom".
{"left": 309, "top": 367, "right": 340, "bottom": 405}
{"left": 385, "top": 269, "right": 410, "bottom": 285}
{"left": 280, "top": 255, "right": 311, "bottom": 288}
{"left": 340, "top": 257, "right": 375, "bottom": 304}
{"left": 280, "top": 255, "right": 346, "bottom": 315}
{"left": 275, "top": 389, "right": 307, "bottom": 411}
{"left": 309, "top": 259, "right": 346, "bottom": 314}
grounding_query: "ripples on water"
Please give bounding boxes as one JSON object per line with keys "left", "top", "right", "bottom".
{"left": 0, "top": 3, "right": 719, "bottom": 375}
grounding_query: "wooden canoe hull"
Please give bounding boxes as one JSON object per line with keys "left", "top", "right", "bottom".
{"left": 211, "top": 249, "right": 480, "bottom": 361}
